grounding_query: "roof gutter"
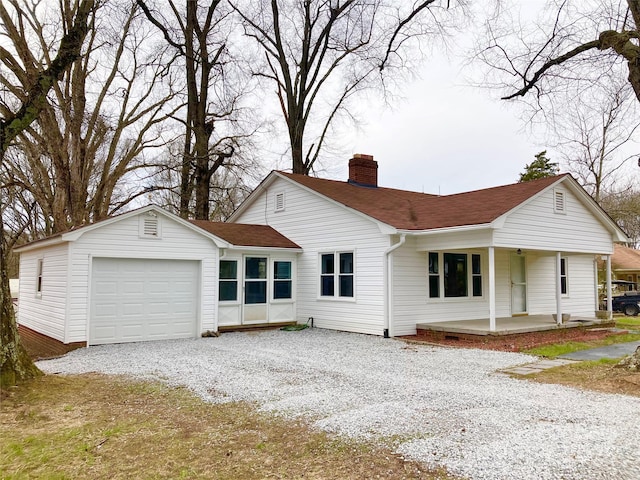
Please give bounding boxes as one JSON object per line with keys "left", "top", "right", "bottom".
{"left": 383, "top": 233, "right": 406, "bottom": 338}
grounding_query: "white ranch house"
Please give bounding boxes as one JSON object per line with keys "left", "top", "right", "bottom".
{"left": 15, "top": 154, "right": 627, "bottom": 346}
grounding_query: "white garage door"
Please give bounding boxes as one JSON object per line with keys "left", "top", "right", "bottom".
{"left": 90, "top": 258, "right": 199, "bottom": 345}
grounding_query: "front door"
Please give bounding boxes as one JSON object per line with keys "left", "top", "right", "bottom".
{"left": 243, "top": 256, "right": 268, "bottom": 324}
{"left": 510, "top": 254, "right": 527, "bottom": 315}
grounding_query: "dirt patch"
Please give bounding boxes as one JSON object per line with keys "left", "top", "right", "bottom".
{"left": 403, "top": 327, "right": 627, "bottom": 352}
{"left": 529, "top": 362, "right": 640, "bottom": 397}
{"left": 0, "top": 374, "right": 454, "bottom": 480}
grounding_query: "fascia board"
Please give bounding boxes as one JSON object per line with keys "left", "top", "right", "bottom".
{"left": 397, "top": 223, "right": 493, "bottom": 236}
{"left": 227, "top": 171, "right": 279, "bottom": 222}
{"left": 227, "top": 245, "right": 303, "bottom": 253}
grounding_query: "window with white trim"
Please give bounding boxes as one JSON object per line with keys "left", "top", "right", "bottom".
{"left": 274, "top": 192, "right": 285, "bottom": 212}
{"left": 554, "top": 190, "right": 566, "bottom": 214}
{"left": 36, "top": 258, "right": 43, "bottom": 296}
{"left": 560, "top": 257, "right": 568, "bottom": 295}
{"left": 219, "top": 260, "right": 238, "bottom": 301}
{"left": 428, "top": 252, "right": 482, "bottom": 298}
{"left": 320, "top": 251, "right": 354, "bottom": 298}
{"left": 273, "top": 261, "right": 292, "bottom": 299}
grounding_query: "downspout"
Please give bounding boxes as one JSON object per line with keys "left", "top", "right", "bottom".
{"left": 384, "top": 234, "right": 406, "bottom": 338}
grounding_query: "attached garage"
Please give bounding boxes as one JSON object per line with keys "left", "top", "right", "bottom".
{"left": 90, "top": 258, "right": 200, "bottom": 345}
{"left": 15, "top": 205, "right": 301, "bottom": 348}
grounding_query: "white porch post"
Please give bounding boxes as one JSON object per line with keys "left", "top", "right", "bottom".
{"left": 489, "top": 246, "right": 496, "bottom": 332}
{"left": 606, "top": 255, "right": 613, "bottom": 320}
{"left": 555, "top": 251, "right": 562, "bottom": 325}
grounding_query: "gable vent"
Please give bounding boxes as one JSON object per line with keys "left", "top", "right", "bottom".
{"left": 554, "top": 190, "right": 565, "bottom": 213}
{"left": 139, "top": 212, "right": 161, "bottom": 238}
{"left": 275, "top": 192, "right": 285, "bottom": 212}
{"left": 144, "top": 218, "right": 159, "bottom": 236}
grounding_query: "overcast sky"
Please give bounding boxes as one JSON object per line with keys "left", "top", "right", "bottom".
{"left": 315, "top": 2, "right": 640, "bottom": 197}
{"left": 343, "top": 53, "right": 540, "bottom": 196}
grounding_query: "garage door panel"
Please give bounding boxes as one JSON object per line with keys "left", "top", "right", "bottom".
{"left": 90, "top": 258, "right": 199, "bottom": 345}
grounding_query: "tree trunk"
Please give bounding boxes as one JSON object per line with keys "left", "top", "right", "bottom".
{"left": 0, "top": 200, "right": 41, "bottom": 388}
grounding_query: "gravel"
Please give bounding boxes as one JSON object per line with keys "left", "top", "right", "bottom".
{"left": 37, "top": 328, "right": 640, "bottom": 480}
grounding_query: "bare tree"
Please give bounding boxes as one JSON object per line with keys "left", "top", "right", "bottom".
{"left": 147, "top": 137, "right": 261, "bottom": 221}
{"left": 0, "top": 0, "right": 179, "bottom": 235}
{"left": 137, "top": 0, "right": 253, "bottom": 219}
{"left": 601, "top": 186, "right": 640, "bottom": 246}
{"left": 231, "top": 0, "right": 466, "bottom": 174}
{"left": 552, "top": 81, "right": 640, "bottom": 203}
{"left": 478, "top": 1, "right": 640, "bottom": 106}
{"left": 0, "top": 0, "right": 94, "bottom": 387}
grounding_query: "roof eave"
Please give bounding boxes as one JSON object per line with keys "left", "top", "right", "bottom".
{"left": 227, "top": 245, "right": 303, "bottom": 253}
{"left": 397, "top": 223, "right": 493, "bottom": 236}
{"left": 13, "top": 236, "right": 66, "bottom": 253}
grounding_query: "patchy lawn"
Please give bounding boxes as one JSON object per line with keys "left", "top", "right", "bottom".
{"left": 0, "top": 374, "right": 452, "bottom": 480}
{"left": 526, "top": 360, "right": 640, "bottom": 398}
{"left": 523, "top": 332, "right": 640, "bottom": 358}
{"left": 616, "top": 316, "right": 640, "bottom": 330}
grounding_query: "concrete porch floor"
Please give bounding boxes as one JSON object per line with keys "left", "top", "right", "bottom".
{"left": 416, "top": 315, "right": 611, "bottom": 336}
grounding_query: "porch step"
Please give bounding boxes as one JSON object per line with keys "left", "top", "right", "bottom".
{"left": 218, "top": 321, "right": 298, "bottom": 333}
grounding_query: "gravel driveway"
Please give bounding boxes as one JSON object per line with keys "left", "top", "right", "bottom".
{"left": 38, "top": 328, "right": 640, "bottom": 480}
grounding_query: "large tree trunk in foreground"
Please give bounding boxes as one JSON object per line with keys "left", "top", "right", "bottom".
{"left": 0, "top": 216, "right": 40, "bottom": 387}
{"left": 0, "top": 0, "right": 94, "bottom": 388}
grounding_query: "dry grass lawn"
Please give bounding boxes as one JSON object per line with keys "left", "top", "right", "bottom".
{"left": 526, "top": 359, "right": 640, "bottom": 397}
{"left": 0, "top": 374, "right": 454, "bottom": 480}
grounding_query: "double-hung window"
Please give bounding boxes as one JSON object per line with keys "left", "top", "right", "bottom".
{"left": 273, "top": 261, "right": 292, "bottom": 300}
{"left": 320, "top": 251, "right": 354, "bottom": 298}
{"left": 560, "top": 257, "right": 568, "bottom": 295}
{"left": 428, "top": 252, "right": 482, "bottom": 299}
{"left": 36, "top": 258, "right": 44, "bottom": 296}
{"left": 219, "top": 260, "right": 238, "bottom": 301}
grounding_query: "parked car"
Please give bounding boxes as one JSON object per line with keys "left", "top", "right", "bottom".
{"left": 611, "top": 291, "right": 640, "bottom": 316}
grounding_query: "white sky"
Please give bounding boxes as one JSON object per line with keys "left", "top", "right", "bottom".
{"left": 342, "top": 54, "right": 541, "bottom": 195}
{"left": 313, "top": 1, "right": 640, "bottom": 197}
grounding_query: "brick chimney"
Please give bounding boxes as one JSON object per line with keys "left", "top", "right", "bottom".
{"left": 348, "top": 154, "right": 378, "bottom": 187}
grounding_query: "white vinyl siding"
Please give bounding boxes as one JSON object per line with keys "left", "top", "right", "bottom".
{"left": 234, "top": 176, "right": 387, "bottom": 335}
{"left": 17, "top": 244, "right": 69, "bottom": 342}
{"left": 66, "top": 212, "right": 218, "bottom": 343}
{"left": 494, "top": 185, "right": 613, "bottom": 253}
{"left": 526, "top": 252, "right": 597, "bottom": 317}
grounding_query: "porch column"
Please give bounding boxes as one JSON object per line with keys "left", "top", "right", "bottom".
{"left": 488, "top": 246, "right": 496, "bottom": 332}
{"left": 606, "top": 255, "right": 613, "bottom": 320}
{"left": 555, "top": 251, "right": 562, "bottom": 325}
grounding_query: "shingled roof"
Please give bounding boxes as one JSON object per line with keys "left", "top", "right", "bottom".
{"left": 190, "top": 220, "right": 301, "bottom": 249}
{"left": 278, "top": 172, "right": 569, "bottom": 230}
{"left": 612, "top": 244, "right": 640, "bottom": 271}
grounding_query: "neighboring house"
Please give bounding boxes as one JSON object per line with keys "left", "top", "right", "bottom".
{"left": 611, "top": 244, "right": 640, "bottom": 289}
{"left": 230, "top": 154, "right": 627, "bottom": 337}
{"left": 15, "top": 154, "right": 627, "bottom": 346}
{"left": 14, "top": 207, "right": 300, "bottom": 346}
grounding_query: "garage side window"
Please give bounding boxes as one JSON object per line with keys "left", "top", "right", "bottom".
{"left": 560, "top": 257, "right": 568, "bottom": 295}
{"left": 36, "top": 258, "right": 43, "bottom": 296}
{"left": 219, "top": 260, "right": 237, "bottom": 301}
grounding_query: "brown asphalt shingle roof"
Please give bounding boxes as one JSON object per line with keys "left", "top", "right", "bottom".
{"left": 190, "top": 220, "right": 301, "bottom": 249}
{"left": 278, "top": 172, "right": 569, "bottom": 230}
{"left": 612, "top": 244, "right": 640, "bottom": 270}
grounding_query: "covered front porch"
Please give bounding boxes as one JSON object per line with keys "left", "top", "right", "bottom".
{"left": 416, "top": 314, "right": 609, "bottom": 337}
